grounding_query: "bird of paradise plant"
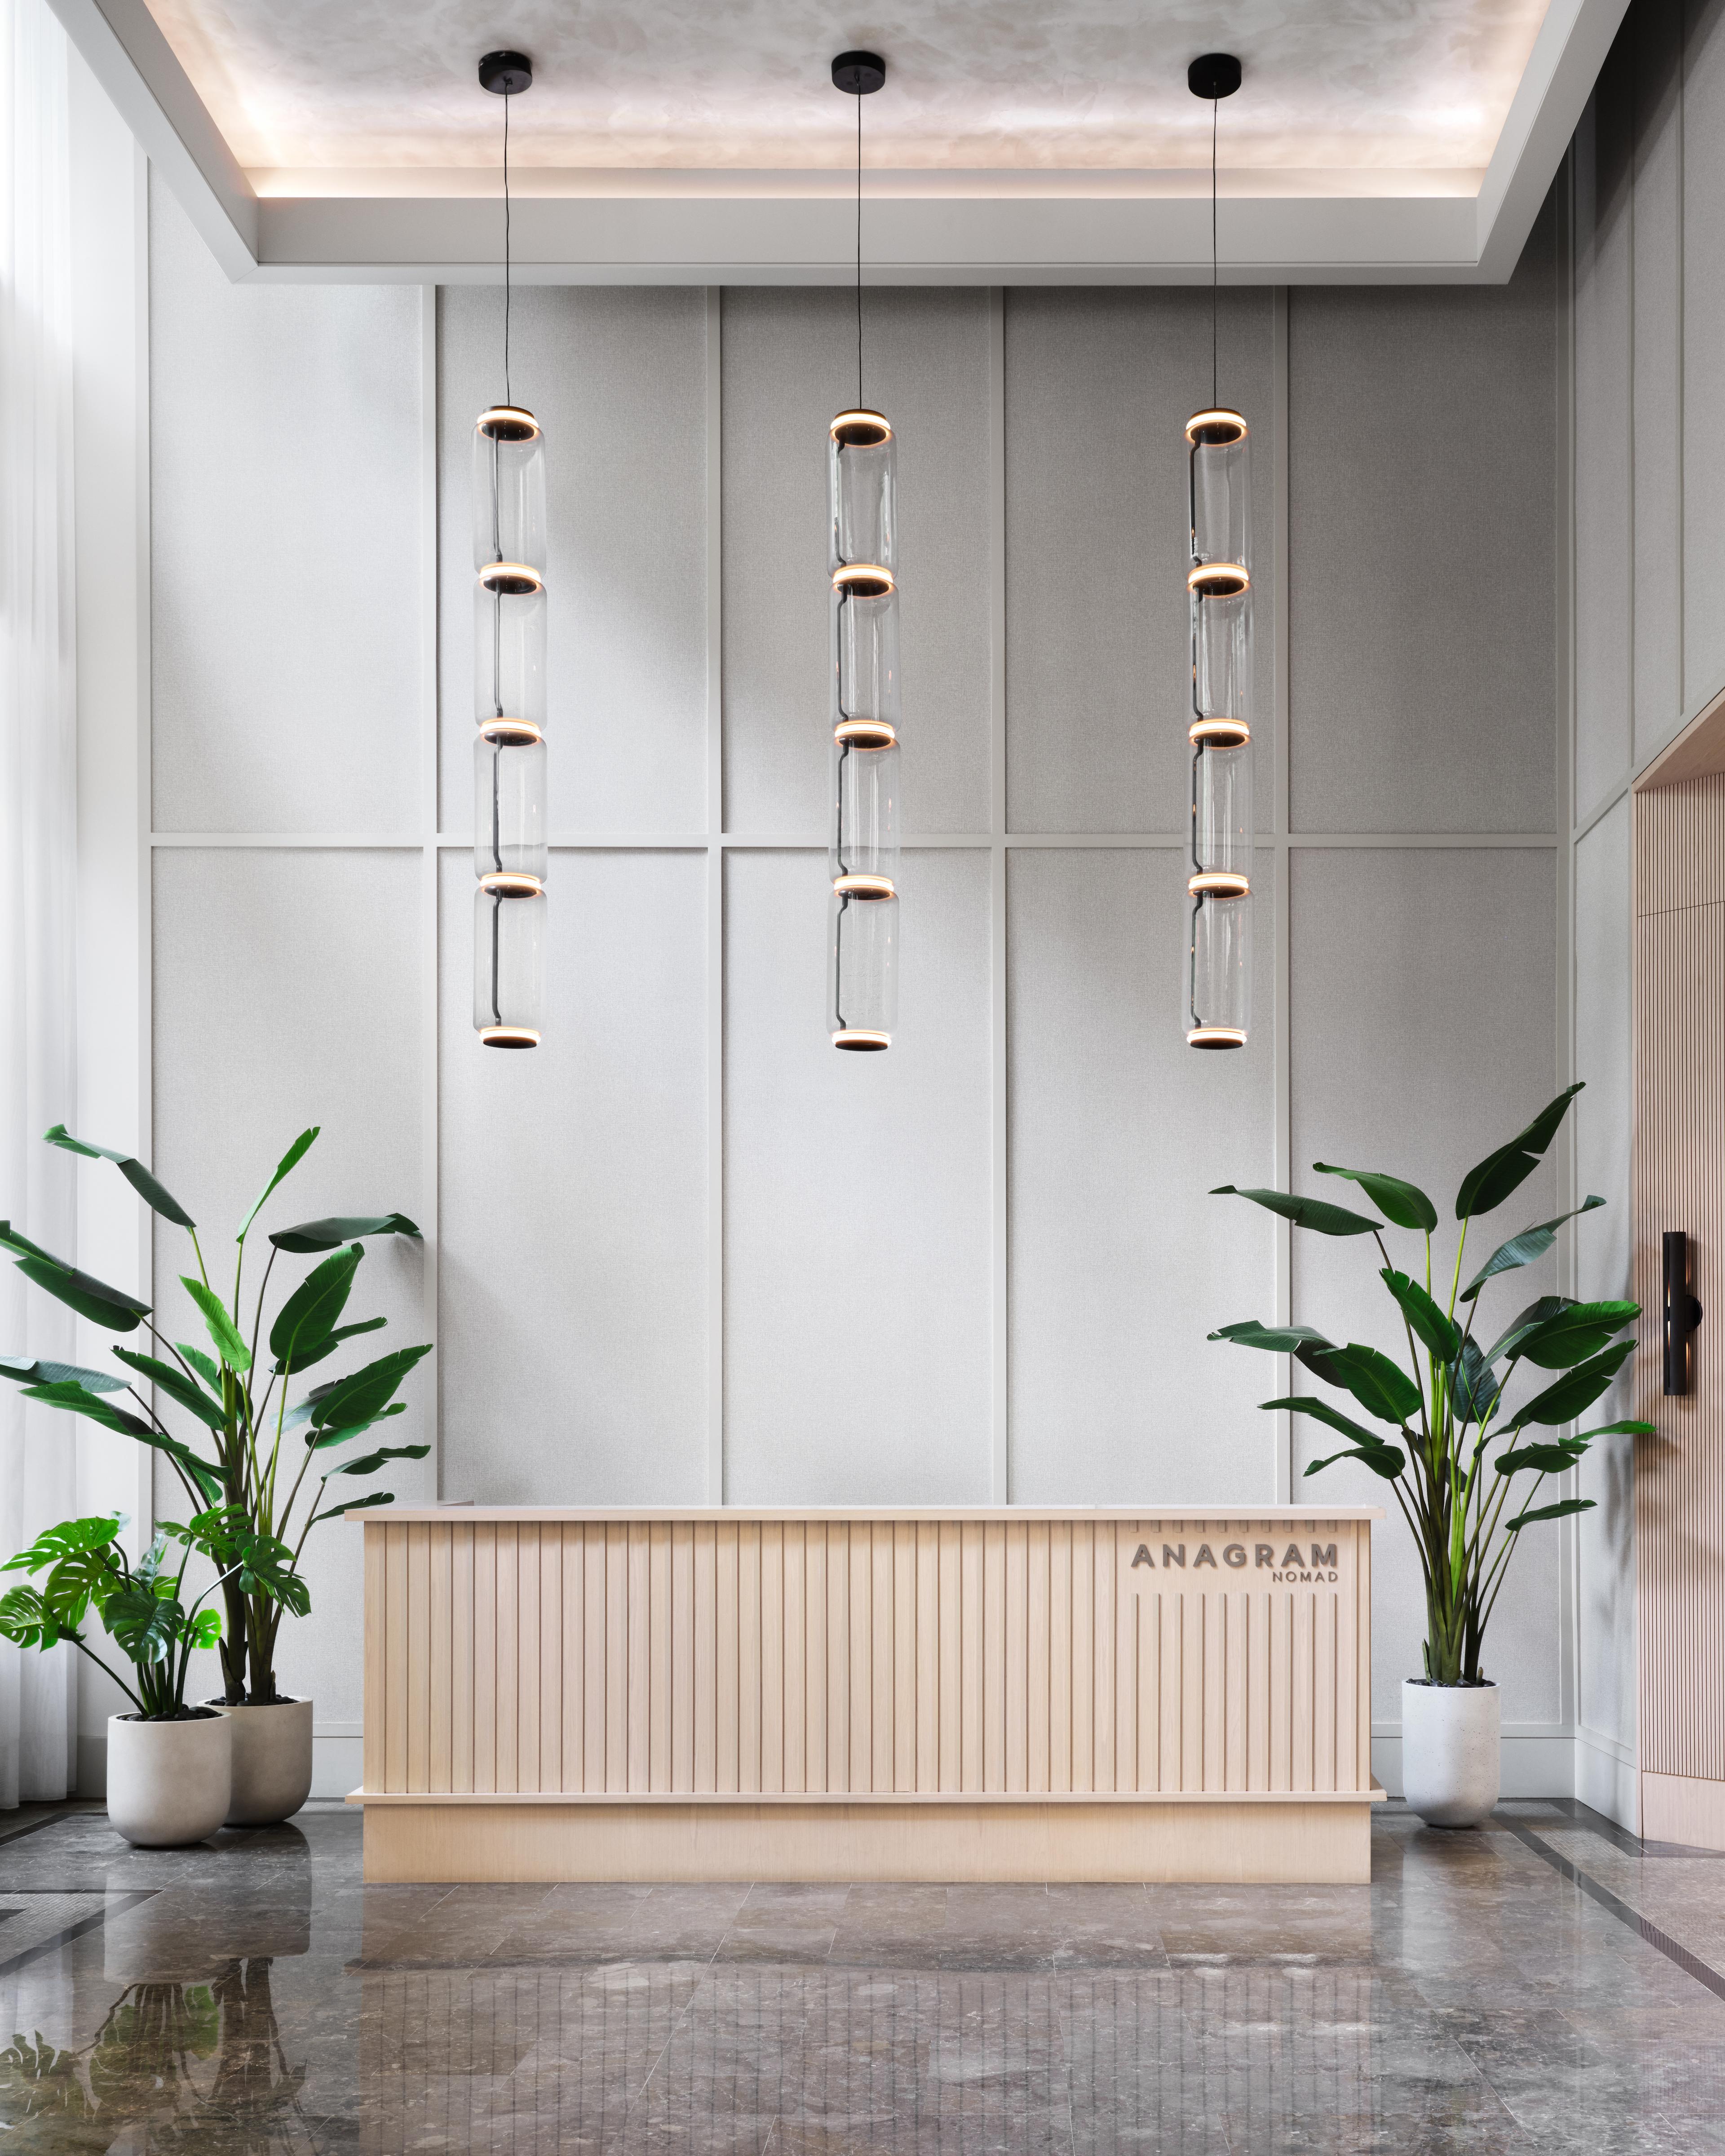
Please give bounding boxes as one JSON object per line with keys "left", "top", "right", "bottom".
{"left": 0, "top": 1124, "right": 430, "bottom": 1705}
{"left": 1208, "top": 1083, "right": 1650, "bottom": 1685}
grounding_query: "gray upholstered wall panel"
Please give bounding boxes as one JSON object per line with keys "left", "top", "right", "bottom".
{"left": 1289, "top": 218, "right": 1557, "bottom": 837}
{"left": 152, "top": 848, "right": 427, "bottom": 1722}
{"left": 1634, "top": 0, "right": 1684, "bottom": 759}
{"left": 438, "top": 848, "right": 709, "bottom": 1502}
{"left": 149, "top": 182, "right": 420, "bottom": 836}
{"left": 723, "top": 848, "right": 993, "bottom": 1502}
{"left": 1289, "top": 847, "right": 1561, "bottom": 1721}
{"left": 1004, "top": 289, "right": 1275, "bottom": 835}
{"left": 721, "top": 290, "right": 991, "bottom": 838}
{"left": 1007, "top": 846, "right": 1276, "bottom": 1504}
{"left": 1573, "top": 798, "right": 1636, "bottom": 1749}
{"left": 1685, "top": 0, "right": 1725, "bottom": 710}
{"left": 438, "top": 287, "right": 709, "bottom": 835}
{"left": 1573, "top": 80, "right": 1634, "bottom": 820}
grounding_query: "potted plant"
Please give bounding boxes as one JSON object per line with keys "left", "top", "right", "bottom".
{"left": 1208, "top": 1082, "right": 1650, "bottom": 1826}
{"left": 0, "top": 1508, "right": 292, "bottom": 1845}
{"left": 0, "top": 1123, "right": 430, "bottom": 1825}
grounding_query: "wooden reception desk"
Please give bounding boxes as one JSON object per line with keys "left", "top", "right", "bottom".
{"left": 349, "top": 1506, "right": 1383, "bottom": 1883}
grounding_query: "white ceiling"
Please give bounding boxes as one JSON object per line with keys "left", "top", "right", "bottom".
{"left": 56, "top": 0, "right": 1628, "bottom": 282}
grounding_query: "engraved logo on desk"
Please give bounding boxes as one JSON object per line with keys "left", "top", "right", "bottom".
{"left": 1126, "top": 1538, "right": 1342, "bottom": 1586}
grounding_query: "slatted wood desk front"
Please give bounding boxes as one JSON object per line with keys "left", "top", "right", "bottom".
{"left": 349, "top": 1507, "right": 1383, "bottom": 1882}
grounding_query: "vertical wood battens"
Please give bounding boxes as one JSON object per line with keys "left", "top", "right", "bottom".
{"left": 363, "top": 1515, "right": 1373, "bottom": 1801}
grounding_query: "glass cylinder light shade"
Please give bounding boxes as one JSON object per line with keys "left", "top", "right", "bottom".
{"left": 474, "top": 880, "right": 546, "bottom": 1049}
{"left": 832, "top": 578, "right": 900, "bottom": 739}
{"left": 1185, "top": 888, "right": 1251, "bottom": 1050}
{"left": 473, "top": 407, "right": 546, "bottom": 578}
{"left": 829, "top": 411, "right": 895, "bottom": 575}
{"left": 830, "top": 732, "right": 901, "bottom": 888}
{"left": 1190, "top": 738, "right": 1253, "bottom": 884}
{"left": 1191, "top": 586, "right": 1251, "bottom": 749}
{"left": 474, "top": 730, "right": 548, "bottom": 884}
{"left": 829, "top": 886, "right": 898, "bottom": 1051}
{"left": 475, "top": 579, "right": 546, "bottom": 734}
{"left": 1186, "top": 408, "right": 1250, "bottom": 578}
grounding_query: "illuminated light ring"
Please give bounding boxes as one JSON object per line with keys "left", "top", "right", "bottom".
{"left": 479, "top": 560, "right": 544, "bottom": 596}
{"left": 830, "top": 408, "right": 893, "bottom": 447}
{"left": 1188, "top": 871, "right": 1250, "bottom": 900}
{"left": 1190, "top": 718, "right": 1250, "bottom": 749}
{"left": 832, "top": 1029, "right": 892, "bottom": 1051}
{"left": 833, "top": 873, "right": 896, "bottom": 901}
{"left": 834, "top": 720, "right": 898, "bottom": 750}
{"left": 477, "top": 405, "right": 541, "bottom": 443}
{"left": 1186, "top": 1026, "right": 1247, "bottom": 1051}
{"left": 479, "top": 1026, "right": 541, "bottom": 1049}
{"left": 1187, "top": 561, "right": 1249, "bottom": 598}
{"left": 479, "top": 718, "right": 544, "bottom": 747}
{"left": 1184, "top": 407, "right": 1248, "bottom": 447}
{"left": 479, "top": 871, "right": 544, "bottom": 899}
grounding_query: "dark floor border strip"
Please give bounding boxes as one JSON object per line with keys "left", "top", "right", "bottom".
{"left": 0, "top": 1805, "right": 99, "bottom": 1850}
{"left": 1501, "top": 1820, "right": 1725, "bottom": 2004}
{"left": 0, "top": 1891, "right": 157, "bottom": 1980}
{"left": 1545, "top": 1797, "right": 1725, "bottom": 1860}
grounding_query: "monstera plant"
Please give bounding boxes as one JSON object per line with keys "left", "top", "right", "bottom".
{"left": 0, "top": 1124, "right": 429, "bottom": 1708}
{"left": 1209, "top": 1083, "right": 1649, "bottom": 1690}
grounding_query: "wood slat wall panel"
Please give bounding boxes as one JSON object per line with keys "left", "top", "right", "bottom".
{"left": 360, "top": 1515, "right": 1372, "bottom": 1800}
{"left": 1636, "top": 779, "right": 1725, "bottom": 1790}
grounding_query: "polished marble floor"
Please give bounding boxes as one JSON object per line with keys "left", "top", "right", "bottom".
{"left": 0, "top": 1799, "right": 1723, "bottom": 2152}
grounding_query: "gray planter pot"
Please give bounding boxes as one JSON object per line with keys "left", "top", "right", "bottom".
{"left": 209, "top": 1697, "right": 314, "bottom": 1826}
{"left": 106, "top": 1710, "right": 231, "bottom": 1847}
{"left": 1402, "top": 1677, "right": 1500, "bottom": 1827}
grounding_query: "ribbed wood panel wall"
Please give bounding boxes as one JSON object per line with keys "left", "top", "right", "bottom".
{"left": 362, "top": 1515, "right": 1371, "bottom": 1800}
{"left": 1635, "top": 778, "right": 1725, "bottom": 1782}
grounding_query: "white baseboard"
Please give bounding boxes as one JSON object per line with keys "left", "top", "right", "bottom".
{"left": 1575, "top": 1724, "right": 1638, "bottom": 1831}
{"left": 1372, "top": 1732, "right": 1580, "bottom": 1799}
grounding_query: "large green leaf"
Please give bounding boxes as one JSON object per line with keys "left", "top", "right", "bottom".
{"left": 1493, "top": 1441, "right": 1586, "bottom": 1477}
{"left": 277, "top": 1316, "right": 386, "bottom": 1377}
{"left": 0, "top": 1227, "right": 150, "bottom": 1331}
{"left": 1505, "top": 1340, "right": 1636, "bottom": 1431}
{"left": 1509, "top": 1299, "right": 1640, "bottom": 1371}
{"left": 1208, "top": 1319, "right": 1338, "bottom": 1354}
{"left": 1455, "top": 1085, "right": 1583, "bottom": 1221}
{"left": 42, "top": 1127, "right": 195, "bottom": 1229}
{"left": 0, "top": 1355, "right": 126, "bottom": 1394}
{"left": 176, "top": 1343, "right": 224, "bottom": 1396}
{"left": 1572, "top": 1418, "right": 1656, "bottom": 1440}
{"left": 268, "top": 1214, "right": 421, "bottom": 1255}
{"left": 1446, "top": 1339, "right": 1504, "bottom": 1426}
{"left": 110, "top": 1349, "right": 225, "bottom": 1431}
{"left": 1210, "top": 1187, "right": 1380, "bottom": 1237}
{"left": 1505, "top": 1497, "right": 1596, "bottom": 1532}
{"left": 1460, "top": 1197, "right": 1607, "bottom": 1302}
{"left": 268, "top": 1244, "right": 360, "bottom": 1368}
{"left": 1304, "top": 1443, "right": 1407, "bottom": 1481}
{"left": 102, "top": 1583, "right": 181, "bottom": 1666}
{"left": 305, "top": 1403, "right": 406, "bottom": 1452}
{"left": 1296, "top": 1340, "right": 1422, "bottom": 1426}
{"left": 181, "top": 1277, "right": 251, "bottom": 1373}
{"left": 0, "top": 1585, "right": 65, "bottom": 1650}
{"left": 1263, "top": 1394, "right": 1389, "bottom": 1449}
{"left": 1314, "top": 1164, "right": 1438, "bottom": 1233}
{"left": 306, "top": 1489, "right": 394, "bottom": 1529}
{"left": 1481, "top": 1296, "right": 1573, "bottom": 1368}
{"left": 330, "top": 1440, "right": 430, "bottom": 1478}
{"left": 1380, "top": 1269, "right": 1462, "bottom": 1361}
{"left": 307, "top": 1344, "right": 431, "bottom": 1433}
{"left": 2, "top": 1514, "right": 125, "bottom": 1577}
{"left": 238, "top": 1127, "right": 319, "bottom": 1243}
{"left": 20, "top": 1379, "right": 154, "bottom": 1440}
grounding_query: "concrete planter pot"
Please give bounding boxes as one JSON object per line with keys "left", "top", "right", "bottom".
{"left": 1402, "top": 1678, "right": 1499, "bottom": 1827}
{"left": 106, "top": 1710, "right": 231, "bottom": 1847}
{"left": 209, "top": 1697, "right": 314, "bottom": 1826}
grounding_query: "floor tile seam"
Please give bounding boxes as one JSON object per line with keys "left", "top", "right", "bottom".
{"left": 615, "top": 1934, "right": 735, "bottom": 2126}
{"left": 1499, "top": 1819, "right": 1725, "bottom": 2008}
{"left": 0, "top": 1889, "right": 157, "bottom": 1979}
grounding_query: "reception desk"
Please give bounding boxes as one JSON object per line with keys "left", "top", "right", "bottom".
{"left": 349, "top": 1506, "right": 1383, "bottom": 1883}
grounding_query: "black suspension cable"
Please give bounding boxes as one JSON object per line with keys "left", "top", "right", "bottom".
{"left": 1210, "top": 93, "right": 1218, "bottom": 409}
{"left": 503, "top": 85, "right": 513, "bottom": 406}
{"left": 855, "top": 92, "right": 863, "bottom": 410}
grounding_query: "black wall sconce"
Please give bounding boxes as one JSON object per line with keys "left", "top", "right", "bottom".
{"left": 1663, "top": 1231, "right": 1704, "bottom": 1396}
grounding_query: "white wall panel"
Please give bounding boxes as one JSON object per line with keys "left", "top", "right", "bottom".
{"left": 1633, "top": 0, "right": 1684, "bottom": 760}
{"left": 1008, "top": 847, "right": 1275, "bottom": 1503}
{"left": 438, "top": 849, "right": 708, "bottom": 1502}
{"left": 1289, "top": 848, "right": 1561, "bottom": 1722}
{"left": 149, "top": 182, "right": 420, "bottom": 835}
{"left": 721, "top": 290, "right": 991, "bottom": 837}
{"left": 723, "top": 848, "right": 992, "bottom": 1502}
{"left": 1685, "top": 0, "right": 1725, "bottom": 711}
{"left": 1290, "top": 221, "right": 1557, "bottom": 836}
{"left": 151, "top": 848, "right": 426, "bottom": 1723}
{"left": 1574, "top": 76, "right": 1634, "bottom": 822}
{"left": 1004, "top": 290, "right": 1274, "bottom": 835}
{"left": 1574, "top": 797, "right": 1636, "bottom": 1749}
{"left": 438, "top": 287, "right": 709, "bottom": 835}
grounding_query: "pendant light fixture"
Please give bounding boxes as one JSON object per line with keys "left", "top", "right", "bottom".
{"left": 827, "top": 49, "right": 900, "bottom": 1053}
{"left": 1182, "top": 53, "right": 1252, "bottom": 1052}
{"left": 473, "top": 49, "right": 547, "bottom": 1049}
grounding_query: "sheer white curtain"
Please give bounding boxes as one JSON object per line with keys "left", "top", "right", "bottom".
{"left": 0, "top": 0, "right": 78, "bottom": 1805}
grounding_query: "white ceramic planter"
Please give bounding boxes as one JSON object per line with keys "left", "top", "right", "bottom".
{"left": 106, "top": 1710, "right": 231, "bottom": 1847}
{"left": 210, "top": 1697, "right": 314, "bottom": 1826}
{"left": 1402, "top": 1677, "right": 1500, "bottom": 1827}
